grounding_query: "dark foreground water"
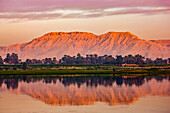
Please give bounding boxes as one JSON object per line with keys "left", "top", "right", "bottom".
{"left": 0, "top": 75, "right": 170, "bottom": 113}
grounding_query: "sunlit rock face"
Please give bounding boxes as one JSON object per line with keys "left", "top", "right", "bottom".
{"left": 150, "top": 40, "right": 170, "bottom": 47}
{"left": 0, "top": 32, "right": 170, "bottom": 60}
{"left": 0, "top": 76, "right": 169, "bottom": 106}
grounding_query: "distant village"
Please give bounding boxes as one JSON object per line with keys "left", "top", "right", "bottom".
{"left": 0, "top": 53, "right": 170, "bottom": 66}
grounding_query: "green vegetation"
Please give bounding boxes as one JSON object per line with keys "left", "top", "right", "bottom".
{"left": 0, "top": 53, "right": 169, "bottom": 76}
{"left": 0, "top": 63, "right": 169, "bottom": 76}
{"left": 0, "top": 68, "right": 169, "bottom": 76}
{"left": 1, "top": 53, "right": 170, "bottom": 65}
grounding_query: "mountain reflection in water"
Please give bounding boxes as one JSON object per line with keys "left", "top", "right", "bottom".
{"left": 0, "top": 75, "right": 169, "bottom": 106}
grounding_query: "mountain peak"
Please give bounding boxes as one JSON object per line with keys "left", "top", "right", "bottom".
{"left": 100, "top": 31, "right": 139, "bottom": 39}
{"left": 44, "top": 32, "right": 95, "bottom": 37}
{"left": 43, "top": 31, "right": 138, "bottom": 37}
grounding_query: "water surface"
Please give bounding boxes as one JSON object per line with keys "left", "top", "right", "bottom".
{"left": 0, "top": 75, "right": 170, "bottom": 113}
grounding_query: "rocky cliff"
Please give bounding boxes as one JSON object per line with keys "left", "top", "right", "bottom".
{"left": 0, "top": 32, "right": 169, "bottom": 60}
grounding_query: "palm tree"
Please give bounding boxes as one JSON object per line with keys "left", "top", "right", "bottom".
{"left": 116, "top": 55, "right": 123, "bottom": 65}
{"left": 0, "top": 56, "right": 3, "bottom": 64}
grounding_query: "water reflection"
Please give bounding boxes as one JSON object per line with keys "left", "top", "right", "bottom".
{"left": 0, "top": 75, "right": 170, "bottom": 106}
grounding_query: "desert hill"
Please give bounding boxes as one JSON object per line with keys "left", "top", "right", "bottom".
{"left": 0, "top": 32, "right": 169, "bottom": 60}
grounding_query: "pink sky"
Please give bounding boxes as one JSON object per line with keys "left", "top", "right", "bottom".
{"left": 0, "top": 0, "right": 170, "bottom": 46}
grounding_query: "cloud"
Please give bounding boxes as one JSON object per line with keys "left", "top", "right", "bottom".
{"left": 0, "top": 0, "right": 170, "bottom": 21}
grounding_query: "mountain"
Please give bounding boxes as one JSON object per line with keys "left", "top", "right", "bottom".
{"left": 150, "top": 40, "right": 170, "bottom": 47}
{"left": 0, "top": 32, "right": 170, "bottom": 60}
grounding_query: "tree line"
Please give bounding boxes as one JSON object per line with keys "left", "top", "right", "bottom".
{"left": 0, "top": 53, "right": 170, "bottom": 65}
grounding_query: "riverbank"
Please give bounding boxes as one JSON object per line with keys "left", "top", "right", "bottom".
{"left": 0, "top": 69, "right": 169, "bottom": 76}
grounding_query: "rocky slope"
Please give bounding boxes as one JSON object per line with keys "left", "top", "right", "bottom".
{"left": 150, "top": 40, "right": 170, "bottom": 47}
{"left": 0, "top": 32, "right": 169, "bottom": 60}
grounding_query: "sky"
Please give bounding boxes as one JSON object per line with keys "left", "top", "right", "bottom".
{"left": 0, "top": 0, "right": 170, "bottom": 46}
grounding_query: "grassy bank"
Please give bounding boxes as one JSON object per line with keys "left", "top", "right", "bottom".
{"left": 0, "top": 64, "right": 170, "bottom": 76}
{"left": 0, "top": 69, "right": 169, "bottom": 76}
{"left": 1, "top": 64, "right": 170, "bottom": 70}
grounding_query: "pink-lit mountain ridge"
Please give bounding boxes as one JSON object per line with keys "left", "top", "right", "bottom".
{"left": 0, "top": 32, "right": 169, "bottom": 60}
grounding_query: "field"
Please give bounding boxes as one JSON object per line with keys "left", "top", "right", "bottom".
{"left": 0, "top": 64, "right": 169, "bottom": 76}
